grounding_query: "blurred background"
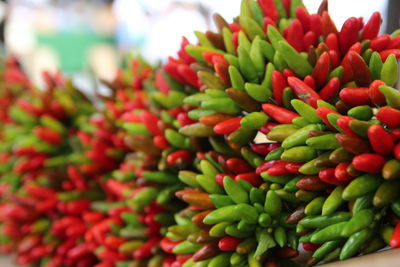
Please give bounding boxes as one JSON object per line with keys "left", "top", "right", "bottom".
{"left": 0, "top": 0, "right": 396, "bottom": 95}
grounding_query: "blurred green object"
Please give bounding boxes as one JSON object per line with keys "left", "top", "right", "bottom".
{"left": 37, "top": 30, "right": 115, "bottom": 72}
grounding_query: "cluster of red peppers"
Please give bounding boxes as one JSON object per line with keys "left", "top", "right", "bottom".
{"left": 2, "top": 0, "right": 400, "bottom": 266}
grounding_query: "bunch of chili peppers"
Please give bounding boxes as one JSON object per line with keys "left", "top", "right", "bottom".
{"left": 2, "top": 0, "right": 400, "bottom": 266}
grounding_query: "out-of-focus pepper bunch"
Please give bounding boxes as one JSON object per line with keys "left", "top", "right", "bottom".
{"left": 2, "top": 0, "right": 400, "bottom": 266}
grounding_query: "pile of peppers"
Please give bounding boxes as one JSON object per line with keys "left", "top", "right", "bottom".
{"left": 1, "top": 0, "right": 400, "bottom": 266}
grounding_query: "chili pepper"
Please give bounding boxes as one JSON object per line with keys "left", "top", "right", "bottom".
{"left": 362, "top": 12, "right": 381, "bottom": 40}
{"left": 390, "top": 224, "right": 400, "bottom": 248}
{"left": 262, "top": 104, "right": 299, "bottom": 124}
{"left": 311, "top": 52, "right": 330, "bottom": 88}
{"left": 340, "top": 228, "right": 373, "bottom": 260}
{"left": 339, "top": 17, "right": 360, "bottom": 54}
{"left": 305, "top": 197, "right": 325, "bottom": 216}
{"left": 310, "top": 221, "right": 348, "bottom": 243}
{"left": 213, "top": 118, "right": 241, "bottom": 135}
{"left": 341, "top": 209, "right": 374, "bottom": 238}
{"left": 228, "top": 65, "right": 245, "bottom": 90}
{"left": 295, "top": 176, "right": 328, "bottom": 191}
{"left": 381, "top": 54, "right": 399, "bottom": 86}
{"left": 319, "top": 168, "right": 345, "bottom": 185}
{"left": 250, "top": 37, "right": 266, "bottom": 77}
{"left": 367, "top": 124, "right": 394, "bottom": 156}
{"left": 370, "top": 34, "right": 391, "bottom": 52}
{"left": 288, "top": 77, "right": 321, "bottom": 108}
{"left": 336, "top": 133, "right": 372, "bottom": 155}
{"left": 342, "top": 174, "right": 383, "bottom": 201}
{"left": 376, "top": 106, "right": 400, "bottom": 128}
{"left": 322, "top": 186, "right": 345, "bottom": 216}
{"left": 373, "top": 180, "right": 400, "bottom": 207}
{"left": 383, "top": 159, "right": 400, "bottom": 180}
{"left": 254, "top": 230, "right": 276, "bottom": 258}
{"left": 352, "top": 153, "right": 386, "bottom": 173}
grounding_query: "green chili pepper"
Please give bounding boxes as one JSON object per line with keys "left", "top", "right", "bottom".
{"left": 306, "top": 134, "right": 340, "bottom": 150}
{"left": 347, "top": 105, "right": 373, "bottom": 120}
{"left": 196, "top": 174, "right": 224, "bottom": 194}
{"left": 310, "top": 221, "right": 348, "bottom": 243}
{"left": 228, "top": 127, "right": 257, "bottom": 145}
{"left": 326, "top": 113, "right": 343, "bottom": 132}
{"left": 299, "top": 158, "right": 324, "bottom": 175}
{"left": 250, "top": 37, "right": 266, "bottom": 77}
{"left": 329, "top": 147, "right": 354, "bottom": 163}
{"left": 261, "top": 173, "right": 293, "bottom": 184}
{"left": 178, "top": 171, "right": 200, "bottom": 188}
{"left": 208, "top": 252, "right": 231, "bottom": 267}
{"left": 229, "top": 65, "right": 245, "bottom": 90}
{"left": 173, "top": 240, "right": 203, "bottom": 254}
{"left": 369, "top": 51, "right": 383, "bottom": 80}
{"left": 340, "top": 228, "right": 373, "bottom": 260}
{"left": 305, "top": 197, "right": 326, "bottom": 216}
{"left": 264, "top": 190, "right": 282, "bottom": 217}
{"left": 259, "top": 41, "right": 275, "bottom": 63}
{"left": 267, "top": 126, "right": 300, "bottom": 142}
{"left": 391, "top": 199, "right": 400, "bottom": 217}
{"left": 383, "top": 159, "right": 400, "bottom": 180}
{"left": 342, "top": 174, "right": 383, "bottom": 201}
{"left": 362, "top": 236, "right": 386, "bottom": 254}
{"left": 373, "top": 179, "right": 400, "bottom": 207}
{"left": 281, "top": 146, "right": 318, "bottom": 162}
{"left": 241, "top": 112, "right": 269, "bottom": 129}
{"left": 295, "top": 190, "right": 318, "bottom": 202}
{"left": 274, "top": 226, "right": 287, "bottom": 247}
{"left": 329, "top": 66, "right": 344, "bottom": 80}
{"left": 204, "top": 205, "right": 241, "bottom": 225}
{"left": 299, "top": 212, "right": 352, "bottom": 228}
{"left": 226, "top": 223, "right": 252, "bottom": 238}
{"left": 265, "top": 147, "right": 285, "bottom": 160}
{"left": 379, "top": 85, "right": 400, "bottom": 109}
{"left": 278, "top": 41, "right": 313, "bottom": 78}
{"left": 210, "top": 194, "right": 235, "bottom": 208}
{"left": 381, "top": 54, "right": 399, "bottom": 86}
{"left": 244, "top": 83, "right": 272, "bottom": 102}
{"left": 209, "top": 222, "right": 231, "bottom": 237}
{"left": 313, "top": 240, "right": 342, "bottom": 260}
{"left": 341, "top": 209, "right": 374, "bottom": 237}
{"left": 274, "top": 189, "right": 300, "bottom": 203}
{"left": 291, "top": 99, "right": 322, "bottom": 123}
{"left": 241, "top": 146, "right": 264, "bottom": 167}
{"left": 322, "top": 186, "right": 345, "bottom": 216}
{"left": 284, "top": 176, "right": 302, "bottom": 192}
{"left": 250, "top": 188, "right": 266, "bottom": 204}
{"left": 222, "top": 27, "right": 236, "bottom": 55}
{"left": 282, "top": 124, "right": 321, "bottom": 149}
{"left": 202, "top": 98, "right": 241, "bottom": 115}
{"left": 348, "top": 119, "right": 376, "bottom": 138}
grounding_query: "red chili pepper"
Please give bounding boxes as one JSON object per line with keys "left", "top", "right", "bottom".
{"left": 258, "top": 0, "right": 279, "bottom": 22}
{"left": 391, "top": 129, "right": 400, "bottom": 142}
{"left": 362, "top": 12, "right": 381, "bottom": 40}
{"left": 229, "top": 23, "right": 242, "bottom": 33}
{"left": 370, "top": 34, "right": 391, "bottom": 52}
{"left": 218, "top": 236, "right": 242, "bottom": 251}
{"left": 328, "top": 49, "right": 340, "bottom": 68}
{"left": 251, "top": 143, "right": 280, "bottom": 155}
{"left": 303, "top": 243, "right": 321, "bottom": 251}
{"left": 339, "top": 87, "right": 371, "bottom": 106}
{"left": 283, "top": 69, "right": 295, "bottom": 79}
{"left": 203, "top": 51, "right": 224, "bottom": 66}
{"left": 287, "top": 19, "right": 305, "bottom": 52}
{"left": 312, "top": 52, "right": 330, "bottom": 88}
{"left": 390, "top": 223, "right": 400, "bottom": 248}
{"left": 140, "top": 111, "right": 162, "bottom": 136}
{"left": 310, "top": 14, "right": 323, "bottom": 38}
{"left": 134, "top": 237, "right": 161, "bottom": 259}
{"left": 259, "top": 122, "right": 279, "bottom": 134}
{"left": 368, "top": 124, "right": 394, "bottom": 156}
{"left": 214, "top": 117, "right": 241, "bottom": 135}
{"left": 389, "top": 36, "right": 400, "bottom": 49}
{"left": 337, "top": 116, "right": 358, "bottom": 137}
{"left": 376, "top": 106, "right": 400, "bottom": 128}
{"left": 272, "top": 71, "right": 287, "bottom": 106}
{"left": 296, "top": 175, "right": 329, "bottom": 191}
{"left": 262, "top": 104, "right": 300, "bottom": 124}
{"left": 319, "top": 168, "right": 345, "bottom": 185}
{"left": 335, "top": 162, "right": 354, "bottom": 182}
{"left": 319, "top": 77, "right": 340, "bottom": 101}
{"left": 153, "top": 135, "right": 170, "bottom": 150}
{"left": 303, "top": 31, "right": 317, "bottom": 49}
{"left": 394, "top": 143, "right": 400, "bottom": 161}
{"left": 235, "top": 172, "right": 262, "bottom": 187}
{"left": 34, "top": 126, "right": 62, "bottom": 145}
{"left": 339, "top": 17, "right": 360, "bottom": 54}
{"left": 177, "top": 64, "right": 199, "bottom": 88}
{"left": 160, "top": 237, "right": 179, "bottom": 254}
{"left": 295, "top": 6, "right": 310, "bottom": 32}
{"left": 326, "top": 33, "right": 340, "bottom": 56}
{"left": 368, "top": 80, "right": 386, "bottom": 106}
{"left": 167, "top": 150, "right": 192, "bottom": 165}
{"left": 316, "top": 107, "right": 340, "bottom": 129}
{"left": 164, "top": 58, "right": 186, "bottom": 84}
{"left": 214, "top": 62, "right": 231, "bottom": 87}
{"left": 347, "top": 51, "right": 372, "bottom": 86}
{"left": 267, "top": 161, "right": 291, "bottom": 176}
{"left": 336, "top": 134, "right": 372, "bottom": 155}
{"left": 287, "top": 76, "right": 321, "bottom": 107}
{"left": 379, "top": 49, "right": 400, "bottom": 61}
{"left": 352, "top": 153, "right": 386, "bottom": 173}
{"left": 226, "top": 158, "right": 253, "bottom": 174}
{"left": 321, "top": 11, "right": 338, "bottom": 36}
{"left": 178, "top": 37, "right": 195, "bottom": 64}
{"left": 285, "top": 162, "right": 303, "bottom": 174}
{"left": 304, "top": 75, "right": 316, "bottom": 90}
